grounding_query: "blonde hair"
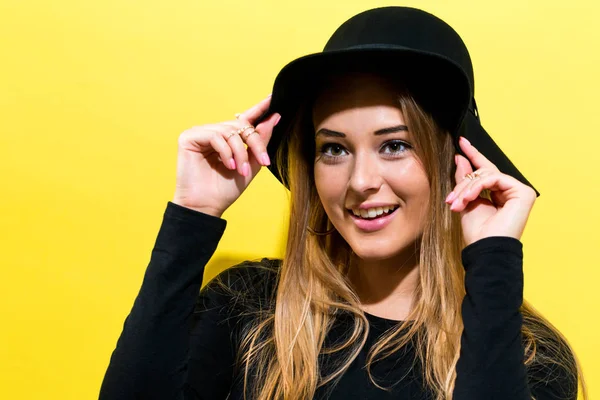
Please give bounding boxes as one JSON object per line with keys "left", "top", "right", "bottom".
{"left": 216, "top": 82, "right": 587, "bottom": 400}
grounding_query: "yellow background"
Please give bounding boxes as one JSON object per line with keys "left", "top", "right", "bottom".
{"left": 1, "top": 0, "right": 598, "bottom": 398}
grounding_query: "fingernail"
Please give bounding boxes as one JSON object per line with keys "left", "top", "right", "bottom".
{"left": 460, "top": 136, "right": 471, "bottom": 146}
{"left": 229, "top": 158, "right": 236, "bottom": 170}
{"left": 454, "top": 155, "right": 459, "bottom": 165}
{"left": 274, "top": 114, "right": 281, "bottom": 126}
{"left": 242, "top": 162, "right": 250, "bottom": 176}
{"left": 267, "top": 93, "right": 272, "bottom": 98}
{"left": 445, "top": 192, "right": 455, "bottom": 203}
{"left": 450, "top": 198, "right": 460, "bottom": 211}
{"left": 261, "top": 152, "right": 271, "bottom": 166}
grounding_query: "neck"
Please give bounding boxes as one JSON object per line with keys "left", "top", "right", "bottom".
{"left": 347, "top": 245, "right": 420, "bottom": 321}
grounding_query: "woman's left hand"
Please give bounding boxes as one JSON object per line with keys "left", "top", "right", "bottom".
{"left": 445, "top": 136, "right": 537, "bottom": 246}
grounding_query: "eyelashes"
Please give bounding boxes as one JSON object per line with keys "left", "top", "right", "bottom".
{"left": 317, "top": 140, "right": 412, "bottom": 164}
{"left": 320, "top": 143, "right": 347, "bottom": 158}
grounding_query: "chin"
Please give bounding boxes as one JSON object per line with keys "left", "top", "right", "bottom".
{"left": 352, "top": 251, "right": 394, "bottom": 262}
{"left": 346, "top": 240, "right": 408, "bottom": 262}
{"left": 343, "top": 233, "right": 421, "bottom": 263}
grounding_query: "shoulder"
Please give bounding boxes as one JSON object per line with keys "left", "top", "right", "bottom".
{"left": 198, "top": 258, "right": 281, "bottom": 314}
{"left": 205, "top": 258, "right": 281, "bottom": 294}
{"left": 522, "top": 311, "right": 579, "bottom": 399}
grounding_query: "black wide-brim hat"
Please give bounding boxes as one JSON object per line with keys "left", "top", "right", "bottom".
{"left": 259, "top": 6, "right": 539, "bottom": 196}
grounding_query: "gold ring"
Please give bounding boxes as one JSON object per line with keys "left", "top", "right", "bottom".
{"left": 226, "top": 131, "right": 238, "bottom": 140}
{"left": 243, "top": 130, "right": 259, "bottom": 140}
{"left": 226, "top": 125, "right": 253, "bottom": 140}
{"left": 232, "top": 125, "right": 252, "bottom": 136}
{"left": 238, "top": 125, "right": 253, "bottom": 134}
{"left": 464, "top": 171, "right": 481, "bottom": 181}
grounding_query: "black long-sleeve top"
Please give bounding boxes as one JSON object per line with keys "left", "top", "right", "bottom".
{"left": 99, "top": 201, "right": 577, "bottom": 399}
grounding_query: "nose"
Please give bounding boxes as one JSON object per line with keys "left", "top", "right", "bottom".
{"left": 348, "top": 151, "right": 383, "bottom": 194}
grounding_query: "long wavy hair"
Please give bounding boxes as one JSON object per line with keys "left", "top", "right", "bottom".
{"left": 221, "top": 80, "right": 588, "bottom": 400}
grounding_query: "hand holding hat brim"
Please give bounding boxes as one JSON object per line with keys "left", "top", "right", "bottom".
{"left": 446, "top": 136, "right": 537, "bottom": 246}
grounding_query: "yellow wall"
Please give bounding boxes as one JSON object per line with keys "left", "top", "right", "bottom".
{"left": 1, "top": 0, "right": 598, "bottom": 398}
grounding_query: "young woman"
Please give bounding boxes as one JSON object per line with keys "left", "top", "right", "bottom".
{"left": 99, "top": 7, "right": 586, "bottom": 400}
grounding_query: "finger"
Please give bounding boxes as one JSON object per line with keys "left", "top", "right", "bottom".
{"left": 208, "top": 133, "right": 236, "bottom": 170}
{"left": 220, "top": 121, "right": 256, "bottom": 136}
{"left": 219, "top": 118, "right": 278, "bottom": 167}
{"left": 247, "top": 112, "right": 281, "bottom": 164}
{"left": 446, "top": 154, "right": 474, "bottom": 203}
{"left": 449, "top": 172, "right": 517, "bottom": 212}
{"left": 449, "top": 172, "right": 487, "bottom": 210}
{"left": 454, "top": 154, "right": 473, "bottom": 184}
{"left": 242, "top": 128, "right": 270, "bottom": 166}
{"left": 458, "top": 136, "right": 499, "bottom": 172}
{"left": 222, "top": 132, "right": 250, "bottom": 176}
{"left": 237, "top": 94, "right": 272, "bottom": 126}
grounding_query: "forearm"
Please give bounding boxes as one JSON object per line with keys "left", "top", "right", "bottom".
{"left": 99, "top": 201, "right": 227, "bottom": 399}
{"left": 454, "top": 236, "right": 530, "bottom": 399}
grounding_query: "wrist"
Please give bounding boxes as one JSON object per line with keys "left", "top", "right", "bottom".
{"left": 170, "top": 199, "right": 224, "bottom": 218}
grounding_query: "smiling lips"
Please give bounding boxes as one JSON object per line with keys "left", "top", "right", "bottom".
{"left": 350, "top": 205, "right": 399, "bottom": 219}
{"left": 346, "top": 204, "right": 400, "bottom": 232}
{"left": 347, "top": 203, "right": 400, "bottom": 232}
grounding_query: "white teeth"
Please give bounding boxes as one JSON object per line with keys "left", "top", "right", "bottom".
{"left": 351, "top": 206, "right": 397, "bottom": 219}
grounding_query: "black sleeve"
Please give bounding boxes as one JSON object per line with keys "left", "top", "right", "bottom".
{"left": 453, "top": 236, "right": 577, "bottom": 400}
{"left": 99, "top": 201, "right": 235, "bottom": 400}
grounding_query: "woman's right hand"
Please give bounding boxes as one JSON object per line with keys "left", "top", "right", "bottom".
{"left": 172, "top": 95, "right": 281, "bottom": 217}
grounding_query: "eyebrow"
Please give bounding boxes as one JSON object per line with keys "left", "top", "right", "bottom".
{"left": 315, "top": 125, "right": 408, "bottom": 138}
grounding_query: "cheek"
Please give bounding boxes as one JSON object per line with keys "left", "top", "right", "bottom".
{"left": 314, "top": 166, "right": 347, "bottom": 213}
{"left": 385, "top": 161, "right": 431, "bottom": 202}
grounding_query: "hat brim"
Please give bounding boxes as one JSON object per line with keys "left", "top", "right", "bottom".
{"left": 261, "top": 46, "right": 539, "bottom": 197}
{"left": 458, "top": 112, "right": 540, "bottom": 196}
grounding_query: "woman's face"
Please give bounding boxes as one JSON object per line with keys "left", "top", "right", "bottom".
{"left": 312, "top": 73, "right": 430, "bottom": 262}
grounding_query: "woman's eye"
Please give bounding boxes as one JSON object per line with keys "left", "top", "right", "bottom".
{"left": 317, "top": 140, "right": 411, "bottom": 163}
{"left": 381, "top": 140, "right": 410, "bottom": 155}
{"left": 320, "top": 143, "right": 347, "bottom": 157}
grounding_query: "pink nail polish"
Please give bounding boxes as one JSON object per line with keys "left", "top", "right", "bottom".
{"left": 242, "top": 162, "right": 250, "bottom": 176}
{"left": 450, "top": 198, "right": 460, "bottom": 210}
{"left": 261, "top": 153, "right": 271, "bottom": 166}
{"left": 460, "top": 136, "right": 471, "bottom": 146}
{"left": 445, "top": 192, "right": 455, "bottom": 203}
{"left": 274, "top": 114, "right": 281, "bottom": 126}
{"left": 229, "top": 159, "right": 236, "bottom": 170}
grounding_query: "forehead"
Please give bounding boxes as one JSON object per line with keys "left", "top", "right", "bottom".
{"left": 312, "top": 72, "right": 404, "bottom": 129}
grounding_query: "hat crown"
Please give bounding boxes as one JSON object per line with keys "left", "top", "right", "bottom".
{"left": 265, "top": 7, "right": 539, "bottom": 196}
{"left": 323, "top": 7, "right": 475, "bottom": 95}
